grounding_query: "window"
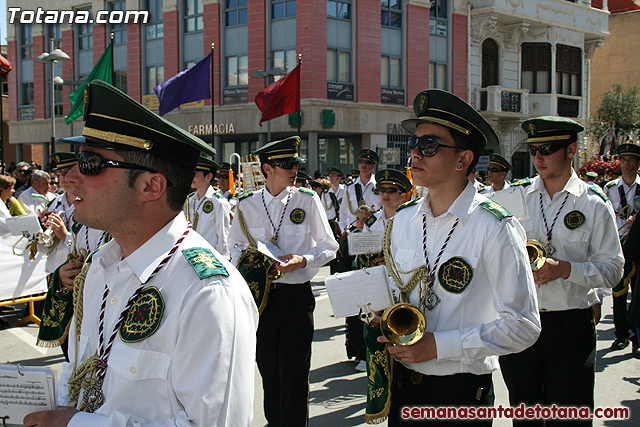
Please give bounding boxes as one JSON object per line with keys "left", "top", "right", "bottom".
{"left": 327, "top": 0, "right": 351, "bottom": 19}
{"left": 429, "top": 62, "right": 446, "bottom": 90}
{"left": 146, "top": 66, "right": 164, "bottom": 94}
{"left": 20, "top": 24, "right": 33, "bottom": 59}
{"left": 21, "top": 82, "right": 34, "bottom": 107}
{"left": 327, "top": 49, "right": 350, "bottom": 82}
{"left": 381, "top": 55, "right": 401, "bottom": 87}
{"left": 108, "top": 1, "right": 127, "bottom": 44}
{"left": 381, "top": 0, "right": 402, "bottom": 28}
{"left": 482, "top": 39, "right": 499, "bottom": 87}
{"left": 47, "top": 23, "right": 62, "bottom": 48}
{"left": 184, "top": 0, "right": 203, "bottom": 32}
{"left": 77, "top": 12, "right": 93, "bottom": 52}
{"left": 272, "top": 0, "right": 296, "bottom": 19}
{"left": 273, "top": 49, "right": 297, "bottom": 77}
{"left": 226, "top": 0, "right": 248, "bottom": 26}
{"left": 430, "top": 0, "right": 447, "bottom": 19}
{"left": 556, "top": 44, "right": 581, "bottom": 96}
{"left": 227, "top": 55, "right": 248, "bottom": 86}
{"left": 521, "top": 43, "right": 551, "bottom": 93}
{"left": 145, "top": 0, "right": 164, "bottom": 40}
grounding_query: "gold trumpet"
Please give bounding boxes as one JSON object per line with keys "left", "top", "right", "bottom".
{"left": 380, "top": 303, "right": 426, "bottom": 346}
{"left": 526, "top": 239, "right": 546, "bottom": 271}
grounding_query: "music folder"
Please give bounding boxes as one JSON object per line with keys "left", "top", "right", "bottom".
{"left": 324, "top": 265, "right": 393, "bottom": 318}
{"left": 0, "top": 363, "right": 56, "bottom": 426}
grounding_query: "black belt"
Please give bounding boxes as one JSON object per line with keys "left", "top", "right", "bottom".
{"left": 394, "top": 360, "right": 490, "bottom": 388}
{"left": 270, "top": 280, "right": 310, "bottom": 290}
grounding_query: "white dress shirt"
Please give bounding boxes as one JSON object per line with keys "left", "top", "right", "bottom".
{"left": 519, "top": 172, "right": 624, "bottom": 311}
{"left": 229, "top": 186, "right": 339, "bottom": 284}
{"left": 43, "top": 192, "right": 76, "bottom": 273}
{"left": 604, "top": 175, "right": 640, "bottom": 235}
{"left": 480, "top": 182, "right": 511, "bottom": 194}
{"left": 320, "top": 184, "right": 345, "bottom": 220}
{"left": 0, "top": 200, "right": 10, "bottom": 236}
{"left": 339, "top": 176, "right": 381, "bottom": 230}
{"left": 186, "top": 186, "right": 231, "bottom": 258}
{"left": 386, "top": 182, "right": 541, "bottom": 376}
{"left": 17, "top": 186, "right": 55, "bottom": 214}
{"left": 58, "top": 213, "right": 258, "bottom": 427}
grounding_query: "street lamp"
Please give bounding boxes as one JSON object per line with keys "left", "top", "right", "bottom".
{"left": 35, "top": 38, "right": 70, "bottom": 161}
{"left": 251, "top": 67, "right": 286, "bottom": 141}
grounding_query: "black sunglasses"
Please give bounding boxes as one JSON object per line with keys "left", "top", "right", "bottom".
{"left": 359, "top": 159, "right": 375, "bottom": 165}
{"left": 408, "top": 136, "right": 459, "bottom": 157}
{"left": 528, "top": 143, "right": 567, "bottom": 157}
{"left": 378, "top": 186, "right": 401, "bottom": 194}
{"left": 76, "top": 152, "right": 173, "bottom": 186}
{"left": 271, "top": 160, "right": 299, "bottom": 170}
{"left": 50, "top": 180, "right": 58, "bottom": 185}
{"left": 489, "top": 167, "right": 506, "bottom": 173}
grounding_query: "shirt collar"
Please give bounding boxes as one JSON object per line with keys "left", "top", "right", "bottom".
{"left": 262, "top": 186, "right": 292, "bottom": 206}
{"left": 355, "top": 175, "right": 376, "bottom": 187}
{"left": 416, "top": 180, "right": 476, "bottom": 222}
{"left": 618, "top": 175, "right": 640, "bottom": 189}
{"left": 531, "top": 170, "right": 582, "bottom": 198}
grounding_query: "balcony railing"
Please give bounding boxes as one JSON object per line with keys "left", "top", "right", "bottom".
{"left": 557, "top": 95, "right": 580, "bottom": 118}
{"left": 477, "top": 86, "right": 529, "bottom": 115}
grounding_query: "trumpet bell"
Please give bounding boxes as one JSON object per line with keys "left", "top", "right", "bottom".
{"left": 380, "top": 303, "right": 426, "bottom": 346}
{"left": 526, "top": 240, "right": 546, "bottom": 271}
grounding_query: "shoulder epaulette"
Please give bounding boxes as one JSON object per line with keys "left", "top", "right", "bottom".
{"left": 187, "top": 191, "right": 196, "bottom": 199}
{"left": 346, "top": 180, "right": 354, "bottom": 186}
{"left": 589, "top": 184, "right": 609, "bottom": 202}
{"left": 183, "top": 247, "right": 229, "bottom": 279}
{"left": 237, "top": 191, "right": 253, "bottom": 201}
{"left": 479, "top": 200, "right": 513, "bottom": 220}
{"left": 396, "top": 197, "right": 422, "bottom": 213}
{"left": 365, "top": 214, "right": 377, "bottom": 228}
{"left": 605, "top": 180, "right": 617, "bottom": 189}
{"left": 477, "top": 184, "right": 486, "bottom": 193}
{"left": 213, "top": 190, "right": 224, "bottom": 199}
{"left": 32, "top": 194, "right": 48, "bottom": 201}
{"left": 510, "top": 177, "right": 532, "bottom": 187}
{"left": 298, "top": 187, "right": 315, "bottom": 196}
{"left": 46, "top": 197, "right": 57, "bottom": 209}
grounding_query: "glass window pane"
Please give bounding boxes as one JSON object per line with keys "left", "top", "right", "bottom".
{"left": 197, "top": 16, "right": 203, "bottom": 30}
{"left": 239, "top": 0, "right": 247, "bottom": 6}
{"left": 390, "top": 12, "right": 401, "bottom": 27}
{"left": 186, "top": 17, "right": 194, "bottom": 32}
{"left": 436, "top": 64, "right": 446, "bottom": 90}
{"left": 226, "top": 11, "right": 237, "bottom": 26}
{"left": 562, "top": 73, "right": 570, "bottom": 95}
{"left": 338, "top": 3, "right": 350, "bottom": 19}
{"left": 381, "top": 10, "right": 388, "bottom": 26}
{"left": 556, "top": 71, "right": 562, "bottom": 93}
{"left": 238, "top": 8, "right": 247, "bottom": 24}
{"left": 381, "top": 0, "right": 389, "bottom": 7}
{"left": 338, "top": 51, "right": 350, "bottom": 82}
{"left": 272, "top": 3, "right": 284, "bottom": 19}
{"left": 146, "top": 25, "right": 157, "bottom": 39}
{"left": 327, "top": 1, "right": 336, "bottom": 18}
{"left": 228, "top": 57, "right": 238, "bottom": 86}
{"left": 381, "top": 57, "right": 389, "bottom": 86}
{"left": 390, "top": 0, "right": 401, "bottom": 10}
{"left": 157, "top": 23, "right": 164, "bottom": 37}
{"left": 521, "top": 71, "right": 533, "bottom": 92}
{"left": 286, "top": 1, "right": 296, "bottom": 17}
{"left": 238, "top": 56, "right": 248, "bottom": 85}
{"left": 286, "top": 50, "right": 297, "bottom": 72}
{"left": 273, "top": 50, "right": 285, "bottom": 71}
{"left": 197, "top": 0, "right": 203, "bottom": 14}
{"left": 571, "top": 74, "right": 579, "bottom": 96}
{"left": 390, "top": 57, "right": 401, "bottom": 86}
{"left": 186, "top": 0, "right": 194, "bottom": 15}
{"left": 327, "top": 50, "right": 337, "bottom": 81}
{"left": 226, "top": 0, "right": 236, "bottom": 8}
{"left": 537, "top": 71, "right": 549, "bottom": 92}
{"left": 429, "top": 62, "right": 435, "bottom": 88}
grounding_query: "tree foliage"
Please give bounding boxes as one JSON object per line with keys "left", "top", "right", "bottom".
{"left": 587, "top": 83, "right": 640, "bottom": 145}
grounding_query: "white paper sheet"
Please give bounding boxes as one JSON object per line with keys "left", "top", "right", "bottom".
{"left": 324, "top": 265, "right": 393, "bottom": 318}
{"left": 256, "top": 241, "right": 286, "bottom": 264}
{"left": 347, "top": 232, "right": 383, "bottom": 255}
{"left": 0, "top": 364, "right": 56, "bottom": 426}
{"left": 5, "top": 215, "right": 43, "bottom": 237}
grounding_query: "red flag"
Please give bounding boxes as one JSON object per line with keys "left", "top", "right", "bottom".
{"left": 255, "top": 65, "right": 300, "bottom": 125}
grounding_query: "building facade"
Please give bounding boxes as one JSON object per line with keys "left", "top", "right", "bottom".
{"left": 6, "top": 0, "right": 609, "bottom": 177}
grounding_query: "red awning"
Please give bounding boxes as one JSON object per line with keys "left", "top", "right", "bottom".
{"left": 0, "top": 54, "right": 12, "bottom": 75}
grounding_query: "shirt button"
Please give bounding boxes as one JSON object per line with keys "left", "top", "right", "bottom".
{"left": 130, "top": 367, "right": 136, "bottom": 374}
{"left": 110, "top": 297, "right": 117, "bottom": 305}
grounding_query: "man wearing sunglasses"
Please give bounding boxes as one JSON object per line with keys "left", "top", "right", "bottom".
{"left": 229, "top": 136, "right": 338, "bottom": 427}
{"left": 480, "top": 153, "right": 512, "bottom": 194}
{"left": 368, "top": 89, "right": 540, "bottom": 425}
{"left": 339, "top": 149, "right": 381, "bottom": 234}
{"left": 185, "top": 154, "right": 231, "bottom": 259}
{"left": 25, "top": 81, "right": 258, "bottom": 427}
{"left": 499, "top": 116, "right": 623, "bottom": 427}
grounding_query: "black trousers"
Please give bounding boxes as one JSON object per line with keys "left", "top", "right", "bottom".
{"left": 613, "top": 266, "right": 637, "bottom": 341}
{"left": 500, "top": 309, "right": 596, "bottom": 427}
{"left": 388, "top": 362, "right": 494, "bottom": 427}
{"left": 345, "top": 315, "right": 366, "bottom": 360}
{"left": 256, "top": 281, "right": 315, "bottom": 427}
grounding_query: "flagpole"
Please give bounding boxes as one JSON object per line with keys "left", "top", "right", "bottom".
{"left": 211, "top": 43, "right": 215, "bottom": 154}
{"left": 297, "top": 54, "right": 302, "bottom": 137}
{"left": 110, "top": 33, "right": 115, "bottom": 85}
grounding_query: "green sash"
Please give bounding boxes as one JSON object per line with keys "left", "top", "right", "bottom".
{"left": 364, "top": 325, "right": 392, "bottom": 424}
{"left": 37, "top": 266, "right": 74, "bottom": 348}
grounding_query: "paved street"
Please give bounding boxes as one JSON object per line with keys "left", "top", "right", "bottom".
{"left": 1, "top": 267, "right": 638, "bottom": 426}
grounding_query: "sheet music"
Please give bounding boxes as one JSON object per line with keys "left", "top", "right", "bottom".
{"left": 0, "top": 364, "right": 56, "bottom": 426}
{"left": 347, "top": 232, "right": 383, "bottom": 255}
{"left": 324, "top": 265, "right": 393, "bottom": 318}
{"left": 5, "top": 215, "right": 43, "bottom": 237}
{"left": 256, "top": 241, "right": 286, "bottom": 264}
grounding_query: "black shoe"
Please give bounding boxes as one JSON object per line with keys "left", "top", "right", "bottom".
{"left": 611, "top": 337, "right": 630, "bottom": 350}
{"left": 632, "top": 342, "right": 640, "bottom": 359}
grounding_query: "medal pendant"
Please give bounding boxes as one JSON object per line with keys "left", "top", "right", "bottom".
{"left": 546, "top": 243, "right": 556, "bottom": 257}
{"left": 192, "top": 213, "right": 199, "bottom": 230}
{"left": 82, "top": 380, "right": 105, "bottom": 413}
{"left": 425, "top": 286, "right": 440, "bottom": 311}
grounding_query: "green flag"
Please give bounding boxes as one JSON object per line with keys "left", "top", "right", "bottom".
{"left": 65, "top": 42, "right": 113, "bottom": 124}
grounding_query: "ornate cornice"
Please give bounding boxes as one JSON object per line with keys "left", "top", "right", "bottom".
{"left": 503, "top": 23, "right": 529, "bottom": 48}
{"left": 472, "top": 14, "right": 499, "bottom": 44}
{"left": 584, "top": 40, "right": 605, "bottom": 60}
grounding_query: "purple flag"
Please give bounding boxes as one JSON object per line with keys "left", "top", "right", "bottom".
{"left": 154, "top": 53, "right": 211, "bottom": 116}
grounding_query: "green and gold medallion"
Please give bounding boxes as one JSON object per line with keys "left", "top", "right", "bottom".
{"left": 438, "top": 257, "right": 473, "bottom": 294}
{"left": 119, "top": 287, "right": 164, "bottom": 343}
{"left": 290, "top": 208, "right": 305, "bottom": 224}
{"left": 203, "top": 200, "right": 214, "bottom": 213}
{"left": 564, "top": 210, "right": 586, "bottom": 230}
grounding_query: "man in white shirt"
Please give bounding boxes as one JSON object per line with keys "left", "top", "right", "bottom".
{"left": 603, "top": 142, "right": 640, "bottom": 352}
{"left": 339, "top": 149, "right": 381, "bottom": 232}
{"left": 585, "top": 171, "right": 598, "bottom": 186}
{"left": 18, "top": 170, "right": 56, "bottom": 214}
{"left": 24, "top": 80, "right": 257, "bottom": 427}
{"left": 321, "top": 166, "right": 345, "bottom": 222}
{"left": 480, "top": 153, "right": 511, "bottom": 194}
{"left": 368, "top": 89, "right": 540, "bottom": 425}
{"left": 229, "top": 136, "right": 338, "bottom": 427}
{"left": 500, "top": 116, "right": 624, "bottom": 427}
{"left": 185, "top": 154, "right": 231, "bottom": 258}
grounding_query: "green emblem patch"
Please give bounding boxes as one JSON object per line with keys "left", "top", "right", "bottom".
{"left": 237, "top": 191, "right": 253, "bottom": 201}
{"left": 299, "top": 187, "right": 315, "bottom": 196}
{"left": 183, "top": 247, "right": 229, "bottom": 279}
{"left": 479, "top": 200, "right": 513, "bottom": 220}
{"left": 365, "top": 214, "right": 377, "bottom": 228}
{"left": 589, "top": 184, "right": 609, "bottom": 202}
{"left": 438, "top": 257, "right": 474, "bottom": 294}
{"left": 396, "top": 197, "right": 422, "bottom": 213}
{"left": 564, "top": 210, "right": 586, "bottom": 230}
{"left": 290, "top": 208, "right": 306, "bottom": 224}
{"left": 203, "top": 200, "right": 214, "bottom": 214}
{"left": 119, "top": 287, "right": 164, "bottom": 343}
{"left": 511, "top": 178, "right": 532, "bottom": 187}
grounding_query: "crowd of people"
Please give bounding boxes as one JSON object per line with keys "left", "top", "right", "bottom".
{"left": 0, "top": 82, "right": 637, "bottom": 427}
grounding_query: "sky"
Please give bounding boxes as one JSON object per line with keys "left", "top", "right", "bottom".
{"left": 1, "top": 0, "right": 7, "bottom": 45}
